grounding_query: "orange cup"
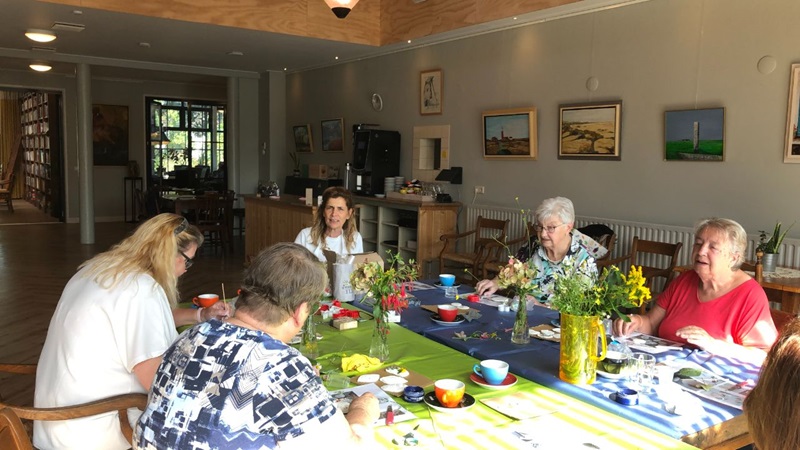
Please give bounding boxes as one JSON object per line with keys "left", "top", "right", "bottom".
{"left": 434, "top": 379, "right": 465, "bottom": 408}
{"left": 192, "top": 294, "right": 219, "bottom": 308}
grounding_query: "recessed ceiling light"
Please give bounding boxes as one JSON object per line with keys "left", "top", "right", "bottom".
{"left": 25, "top": 30, "right": 56, "bottom": 43}
{"left": 30, "top": 63, "right": 52, "bottom": 72}
{"left": 139, "top": 42, "right": 151, "bottom": 48}
{"left": 227, "top": 51, "right": 244, "bottom": 56}
{"left": 407, "top": 40, "right": 412, "bottom": 44}
{"left": 283, "top": 68, "right": 287, "bottom": 71}
{"left": 335, "top": 56, "right": 339, "bottom": 60}
{"left": 73, "top": 10, "right": 83, "bottom": 15}
{"left": 513, "top": 17, "right": 518, "bottom": 20}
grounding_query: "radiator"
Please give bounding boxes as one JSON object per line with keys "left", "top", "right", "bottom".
{"left": 465, "top": 205, "right": 800, "bottom": 270}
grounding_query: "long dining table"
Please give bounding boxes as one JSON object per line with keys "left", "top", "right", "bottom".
{"left": 301, "top": 300, "right": 697, "bottom": 449}
{"left": 349, "top": 282, "right": 757, "bottom": 449}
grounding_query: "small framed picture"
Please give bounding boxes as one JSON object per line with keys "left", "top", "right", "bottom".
{"left": 664, "top": 108, "right": 724, "bottom": 161}
{"left": 321, "top": 118, "right": 344, "bottom": 152}
{"left": 785, "top": 63, "right": 800, "bottom": 163}
{"left": 293, "top": 124, "right": 313, "bottom": 153}
{"left": 482, "top": 107, "right": 537, "bottom": 160}
{"left": 420, "top": 69, "right": 443, "bottom": 115}
{"left": 558, "top": 101, "right": 622, "bottom": 160}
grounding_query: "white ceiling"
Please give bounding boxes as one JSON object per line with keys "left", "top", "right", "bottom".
{"left": 0, "top": 0, "right": 646, "bottom": 83}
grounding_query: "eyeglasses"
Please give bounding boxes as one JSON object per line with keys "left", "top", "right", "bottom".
{"left": 179, "top": 250, "right": 194, "bottom": 270}
{"left": 534, "top": 223, "right": 566, "bottom": 234}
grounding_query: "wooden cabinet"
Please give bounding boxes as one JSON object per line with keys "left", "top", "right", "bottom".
{"left": 244, "top": 195, "right": 316, "bottom": 263}
{"left": 20, "top": 92, "right": 62, "bottom": 219}
{"left": 354, "top": 195, "right": 459, "bottom": 275}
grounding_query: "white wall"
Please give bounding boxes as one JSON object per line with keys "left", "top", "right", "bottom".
{"left": 286, "top": 0, "right": 800, "bottom": 238}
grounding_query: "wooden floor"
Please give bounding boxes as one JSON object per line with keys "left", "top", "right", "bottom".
{"left": 0, "top": 217, "right": 247, "bottom": 406}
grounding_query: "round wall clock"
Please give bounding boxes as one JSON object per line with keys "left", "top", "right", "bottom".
{"left": 371, "top": 93, "right": 383, "bottom": 111}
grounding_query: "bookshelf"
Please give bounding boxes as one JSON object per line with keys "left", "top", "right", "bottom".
{"left": 21, "top": 92, "right": 62, "bottom": 219}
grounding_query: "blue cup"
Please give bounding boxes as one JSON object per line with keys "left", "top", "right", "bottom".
{"left": 473, "top": 359, "right": 509, "bottom": 385}
{"left": 403, "top": 385, "right": 425, "bottom": 403}
{"left": 439, "top": 274, "right": 456, "bottom": 286}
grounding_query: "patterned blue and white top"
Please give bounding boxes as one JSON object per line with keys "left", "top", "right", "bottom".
{"left": 134, "top": 320, "right": 337, "bottom": 449}
{"left": 515, "top": 230, "right": 604, "bottom": 304}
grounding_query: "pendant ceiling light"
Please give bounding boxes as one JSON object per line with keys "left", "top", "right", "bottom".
{"left": 25, "top": 30, "right": 57, "bottom": 43}
{"left": 324, "top": 0, "right": 359, "bottom": 19}
{"left": 29, "top": 63, "right": 52, "bottom": 72}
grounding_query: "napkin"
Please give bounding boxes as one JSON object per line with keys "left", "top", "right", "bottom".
{"left": 342, "top": 354, "right": 381, "bottom": 372}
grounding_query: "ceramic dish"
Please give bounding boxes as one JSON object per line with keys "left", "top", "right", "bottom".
{"left": 374, "top": 194, "right": 386, "bottom": 198}
{"left": 430, "top": 314, "right": 465, "bottom": 326}
{"left": 423, "top": 392, "right": 475, "bottom": 412}
{"left": 434, "top": 282, "right": 462, "bottom": 289}
{"left": 596, "top": 369, "right": 627, "bottom": 380}
{"left": 469, "top": 372, "right": 518, "bottom": 391}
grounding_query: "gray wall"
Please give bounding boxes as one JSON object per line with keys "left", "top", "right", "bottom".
{"left": 286, "top": 0, "right": 800, "bottom": 237}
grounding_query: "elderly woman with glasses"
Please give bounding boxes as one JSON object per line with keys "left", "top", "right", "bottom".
{"left": 134, "top": 242, "right": 380, "bottom": 449}
{"left": 34, "top": 213, "right": 231, "bottom": 450}
{"left": 613, "top": 218, "right": 777, "bottom": 363}
{"left": 476, "top": 196, "right": 607, "bottom": 306}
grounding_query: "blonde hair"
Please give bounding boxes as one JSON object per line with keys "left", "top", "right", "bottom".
{"left": 79, "top": 213, "right": 203, "bottom": 306}
{"left": 310, "top": 186, "right": 357, "bottom": 251}
{"left": 694, "top": 217, "right": 747, "bottom": 269}
{"left": 236, "top": 242, "right": 327, "bottom": 325}
{"left": 744, "top": 318, "right": 800, "bottom": 450}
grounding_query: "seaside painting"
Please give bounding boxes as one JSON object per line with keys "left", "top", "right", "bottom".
{"left": 559, "top": 101, "right": 622, "bottom": 160}
{"left": 482, "top": 107, "right": 537, "bottom": 160}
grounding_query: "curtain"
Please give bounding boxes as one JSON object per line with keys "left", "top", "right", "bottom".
{"left": 0, "top": 90, "right": 23, "bottom": 198}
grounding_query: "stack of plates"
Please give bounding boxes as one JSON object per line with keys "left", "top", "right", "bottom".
{"left": 394, "top": 176, "right": 405, "bottom": 191}
{"left": 384, "top": 177, "right": 395, "bottom": 193}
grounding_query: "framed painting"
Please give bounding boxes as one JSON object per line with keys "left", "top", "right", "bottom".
{"left": 321, "top": 118, "right": 344, "bottom": 152}
{"left": 785, "top": 63, "right": 800, "bottom": 163}
{"left": 664, "top": 108, "right": 724, "bottom": 161}
{"left": 420, "top": 69, "right": 443, "bottom": 115}
{"left": 482, "top": 107, "right": 537, "bottom": 160}
{"left": 293, "top": 124, "right": 313, "bottom": 153}
{"left": 558, "top": 101, "right": 622, "bottom": 160}
{"left": 92, "top": 104, "right": 129, "bottom": 166}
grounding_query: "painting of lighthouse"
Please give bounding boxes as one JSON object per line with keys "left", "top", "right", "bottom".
{"left": 482, "top": 107, "right": 538, "bottom": 160}
{"left": 664, "top": 108, "right": 724, "bottom": 161}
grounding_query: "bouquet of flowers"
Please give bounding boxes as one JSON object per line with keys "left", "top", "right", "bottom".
{"left": 350, "top": 252, "right": 418, "bottom": 360}
{"left": 551, "top": 261, "right": 651, "bottom": 320}
{"left": 496, "top": 255, "right": 540, "bottom": 344}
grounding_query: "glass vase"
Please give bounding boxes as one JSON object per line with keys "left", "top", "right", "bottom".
{"left": 510, "top": 294, "right": 530, "bottom": 344}
{"left": 301, "top": 313, "right": 318, "bottom": 359}
{"left": 369, "top": 304, "right": 390, "bottom": 361}
{"left": 559, "top": 312, "right": 607, "bottom": 384}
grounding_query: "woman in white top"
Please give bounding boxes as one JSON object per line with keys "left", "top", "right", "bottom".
{"left": 295, "top": 186, "right": 363, "bottom": 261}
{"left": 34, "top": 214, "right": 231, "bottom": 450}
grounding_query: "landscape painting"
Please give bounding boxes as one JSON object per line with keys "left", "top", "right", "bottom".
{"left": 664, "top": 108, "right": 724, "bottom": 161}
{"left": 482, "top": 107, "right": 537, "bottom": 160}
{"left": 559, "top": 101, "right": 621, "bottom": 160}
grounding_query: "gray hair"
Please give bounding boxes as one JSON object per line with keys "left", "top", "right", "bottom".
{"left": 236, "top": 242, "right": 328, "bottom": 325}
{"left": 534, "top": 197, "right": 575, "bottom": 225}
{"left": 695, "top": 218, "right": 748, "bottom": 270}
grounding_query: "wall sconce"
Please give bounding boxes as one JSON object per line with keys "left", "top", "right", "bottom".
{"left": 25, "top": 30, "right": 57, "bottom": 43}
{"left": 324, "top": 0, "right": 359, "bottom": 19}
{"left": 29, "top": 63, "right": 52, "bottom": 72}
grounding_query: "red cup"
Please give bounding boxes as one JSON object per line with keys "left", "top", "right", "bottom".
{"left": 467, "top": 294, "right": 480, "bottom": 303}
{"left": 192, "top": 294, "right": 219, "bottom": 308}
{"left": 437, "top": 304, "right": 458, "bottom": 322}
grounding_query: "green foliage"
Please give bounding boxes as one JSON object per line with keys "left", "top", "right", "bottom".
{"left": 550, "top": 262, "right": 651, "bottom": 319}
{"left": 757, "top": 221, "right": 795, "bottom": 254}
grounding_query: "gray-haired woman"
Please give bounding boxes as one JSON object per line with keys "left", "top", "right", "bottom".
{"left": 476, "top": 196, "right": 606, "bottom": 305}
{"left": 135, "top": 242, "right": 380, "bottom": 449}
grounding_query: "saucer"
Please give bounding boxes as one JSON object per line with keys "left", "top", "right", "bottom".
{"left": 434, "top": 282, "right": 462, "bottom": 289}
{"left": 469, "top": 372, "right": 518, "bottom": 390}
{"left": 423, "top": 392, "right": 475, "bottom": 412}
{"left": 596, "top": 369, "right": 627, "bottom": 380}
{"left": 430, "top": 314, "right": 465, "bottom": 326}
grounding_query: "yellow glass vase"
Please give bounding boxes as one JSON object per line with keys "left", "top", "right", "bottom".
{"left": 558, "top": 313, "right": 607, "bottom": 384}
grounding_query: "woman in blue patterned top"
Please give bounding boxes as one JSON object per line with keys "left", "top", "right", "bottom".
{"left": 134, "top": 243, "right": 379, "bottom": 449}
{"left": 475, "top": 197, "right": 606, "bottom": 306}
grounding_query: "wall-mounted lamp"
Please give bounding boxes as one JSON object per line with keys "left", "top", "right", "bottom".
{"left": 324, "top": 0, "right": 360, "bottom": 19}
{"left": 29, "top": 63, "right": 52, "bottom": 72}
{"left": 25, "top": 30, "right": 57, "bottom": 43}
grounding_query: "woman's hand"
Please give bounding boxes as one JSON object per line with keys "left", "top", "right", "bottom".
{"left": 203, "top": 301, "right": 233, "bottom": 321}
{"left": 612, "top": 314, "right": 640, "bottom": 337}
{"left": 476, "top": 278, "right": 499, "bottom": 297}
{"left": 675, "top": 326, "right": 715, "bottom": 350}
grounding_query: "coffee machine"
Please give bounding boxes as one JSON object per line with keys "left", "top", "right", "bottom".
{"left": 351, "top": 128, "right": 400, "bottom": 195}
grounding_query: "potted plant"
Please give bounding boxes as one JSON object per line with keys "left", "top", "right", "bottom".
{"left": 757, "top": 221, "right": 795, "bottom": 272}
{"left": 288, "top": 149, "right": 301, "bottom": 177}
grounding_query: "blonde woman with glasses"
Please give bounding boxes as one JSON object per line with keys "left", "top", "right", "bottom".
{"left": 476, "top": 196, "right": 606, "bottom": 306}
{"left": 34, "top": 213, "right": 231, "bottom": 450}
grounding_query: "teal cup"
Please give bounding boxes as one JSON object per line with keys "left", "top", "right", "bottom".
{"left": 473, "top": 359, "right": 509, "bottom": 385}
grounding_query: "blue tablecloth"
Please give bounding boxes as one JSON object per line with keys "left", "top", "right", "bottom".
{"left": 351, "top": 281, "right": 759, "bottom": 440}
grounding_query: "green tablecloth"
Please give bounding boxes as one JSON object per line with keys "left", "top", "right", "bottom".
{"left": 305, "top": 316, "right": 696, "bottom": 449}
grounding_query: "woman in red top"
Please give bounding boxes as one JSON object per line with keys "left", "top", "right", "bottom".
{"left": 613, "top": 218, "right": 778, "bottom": 363}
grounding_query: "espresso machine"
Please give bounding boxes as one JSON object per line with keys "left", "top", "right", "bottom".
{"left": 351, "top": 128, "right": 400, "bottom": 195}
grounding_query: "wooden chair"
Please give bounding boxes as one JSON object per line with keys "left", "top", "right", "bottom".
{"left": 0, "top": 408, "right": 33, "bottom": 450}
{"left": 0, "top": 134, "right": 22, "bottom": 212}
{"left": 482, "top": 223, "right": 536, "bottom": 277}
{"left": 439, "top": 216, "right": 509, "bottom": 281}
{"left": 177, "top": 192, "right": 233, "bottom": 253}
{"left": 745, "top": 251, "right": 796, "bottom": 334}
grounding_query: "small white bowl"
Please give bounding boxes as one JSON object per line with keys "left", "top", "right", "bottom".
{"left": 374, "top": 194, "right": 386, "bottom": 198}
